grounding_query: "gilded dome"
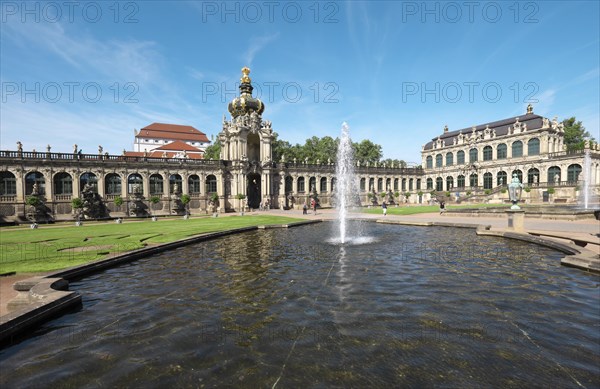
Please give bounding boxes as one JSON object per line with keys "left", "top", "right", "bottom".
{"left": 228, "top": 67, "right": 265, "bottom": 118}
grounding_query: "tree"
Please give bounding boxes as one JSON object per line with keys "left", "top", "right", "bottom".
{"left": 562, "top": 117, "right": 594, "bottom": 151}
{"left": 203, "top": 139, "right": 221, "bottom": 160}
{"left": 353, "top": 139, "right": 382, "bottom": 164}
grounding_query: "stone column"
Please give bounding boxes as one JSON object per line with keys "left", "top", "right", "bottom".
{"left": 142, "top": 173, "right": 150, "bottom": 197}
{"left": 506, "top": 210, "right": 525, "bottom": 232}
{"left": 15, "top": 169, "right": 24, "bottom": 202}
{"left": 71, "top": 170, "right": 80, "bottom": 198}
{"left": 97, "top": 172, "right": 105, "bottom": 198}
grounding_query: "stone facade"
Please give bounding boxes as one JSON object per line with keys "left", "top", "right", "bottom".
{"left": 1, "top": 73, "right": 598, "bottom": 223}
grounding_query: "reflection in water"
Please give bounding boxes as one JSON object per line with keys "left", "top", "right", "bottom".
{"left": 0, "top": 221, "right": 598, "bottom": 388}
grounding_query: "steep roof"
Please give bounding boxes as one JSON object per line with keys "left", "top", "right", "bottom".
{"left": 423, "top": 113, "right": 544, "bottom": 150}
{"left": 123, "top": 150, "right": 204, "bottom": 159}
{"left": 155, "top": 140, "right": 203, "bottom": 152}
{"left": 136, "top": 123, "right": 210, "bottom": 143}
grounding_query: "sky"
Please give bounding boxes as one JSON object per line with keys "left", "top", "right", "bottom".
{"left": 1, "top": 0, "right": 599, "bottom": 164}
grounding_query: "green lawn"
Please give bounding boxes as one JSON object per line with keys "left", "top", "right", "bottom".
{"left": 362, "top": 203, "right": 512, "bottom": 215}
{"left": 0, "top": 215, "right": 303, "bottom": 273}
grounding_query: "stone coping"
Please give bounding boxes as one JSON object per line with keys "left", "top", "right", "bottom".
{"left": 0, "top": 219, "right": 320, "bottom": 346}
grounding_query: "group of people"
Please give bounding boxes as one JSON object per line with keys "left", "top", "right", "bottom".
{"left": 303, "top": 198, "right": 318, "bottom": 215}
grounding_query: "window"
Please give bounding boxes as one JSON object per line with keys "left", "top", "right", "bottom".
{"left": 386, "top": 178, "right": 391, "bottom": 191}
{"left": 149, "top": 174, "right": 164, "bottom": 195}
{"left": 394, "top": 178, "right": 399, "bottom": 191}
{"left": 426, "top": 156, "right": 433, "bottom": 169}
{"left": 402, "top": 178, "right": 406, "bottom": 191}
{"left": 416, "top": 179, "right": 421, "bottom": 190}
{"left": 457, "top": 150, "right": 465, "bottom": 164}
{"left": 469, "top": 173, "right": 478, "bottom": 187}
{"left": 331, "top": 178, "right": 336, "bottom": 192}
{"left": 497, "top": 171, "right": 507, "bottom": 186}
{"left": 483, "top": 146, "right": 493, "bottom": 161}
{"left": 528, "top": 138, "right": 540, "bottom": 156}
{"left": 527, "top": 168, "right": 539, "bottom": 185}
{"left": 80, "top": 172, "right": 97, "bottom": 192}
{"left": 446, "top": 152, "right": 454, "bottom": 166}
{"left": 378, "top": 178, "right": 383, "bottom": 191}
{"left": 457, "top": 175, "right": 465, "bottom": 188}
{"left": 206, "top": 175, "right": 217, "bottom": 193}
{"left": 469, "top": 148, "right": 478, "bottom": 163}
{"left": 170, "top": 174, "right": 182, "bottom": 193}
{"left": 53, "top": 172, "right": 73, "bottom": 195}
{"left": 360, "top": 178, "right": 366, "bottom": 192}
{"left": 512, "top": 141, "right": 523, "bottom": 157}
{"left": 128, "top": 173, "right": 143, "bottom": 194}
{"left": 309, "top": 177, "right": 316, "bottom": 192}
{"left": 409, "top": 178, "right": 413, "bottom": 191}
{"left": 320, "top": 177, "right": 327, "bottom": 192}
{"left": 0, "top": 172, "right": 17, "bottom": 196}
{"left": 497, "top": 144, "right": 507, "bottom": 159}
{"left": 369, "top": 178, "right": 374, "bottom": 192}
{"left": 483, "top": 173, "right": 493, "bottom": 189}
{"left": 567, "top": 164, "right": 582, "bottom": 183}
{"left": 297, "top": 177, "right": 305, "bottom": 193}
{"left": 105, "top": 173, "right": 121, "bottom": 195}
{"left": 446, "top": 176, "right": 454, "bottom": 191}
{"left": 426, "top": 178, "right": 433, "bottom": 190}
{"left": 435, "top": 154, "right": 443, "bottom": 167}
{"left": 25, "top": 172, "right": 45, "bottom": 195}
{"left": 188, "top": 175, "right": 200, "bottom": 193}
{"left": 285, "top": 176, "right": 293, "bottom": 193}
{"left": 436, "top": 177, "right": 443, "bottom": 192}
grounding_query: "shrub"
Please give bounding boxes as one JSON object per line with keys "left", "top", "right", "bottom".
{"left": 484, "top": 189, "right": 492, "bottom": 195}
{"left": 380, "top": 192, "right": 387, "bottom": 198}
{"left": 547, "top": 187, "right": 555, "bottom": 195}
{"left": 524, "top": 187, "right": 531, "bottom": 193}
{"left": 417, "top": 191, "right": 423, "bottom": 197}
{"left": 394, "top": 191, "right": 400, "bottom": 198}
{"left": 25, "top": 196, "right": 40, "bottom": 207}
{"left": 500, "top": 188, "right": 507, "bottom": 193}
{"left": 149, "top": 196, "right": 161, "bottom": 204}
{"left": 210, "top": 193, "right": 219, "bottom": 203}
{"left": 445, "top": 191, "right": 451, "bottom": 197}
{"left": 181, "top": 194, "right": 191, "bottom": 205}
{"left": 404, "top": 192, "right": 411, "bottom": 198}
{"left": 466, "top": 191, "right": 472, "bottom": 196}
{"left": 71, "top": 197, "right": 83, "bottom": 209}
{"left": 114, "top": 196, "right": 124, "bottom": 207}
{"left": 235, "top": 193, "right": 246, "bottom": 200}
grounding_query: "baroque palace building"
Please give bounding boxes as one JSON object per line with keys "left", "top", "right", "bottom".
{"left": 0, "top": 68, "right": 598, "bottom": 222}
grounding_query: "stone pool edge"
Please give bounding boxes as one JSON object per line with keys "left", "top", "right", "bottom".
{"left": 377, "top": 218, "right": 599, "bottom": 274}
{"left": 0, "top": 219, "right": 320, "bottom": 346}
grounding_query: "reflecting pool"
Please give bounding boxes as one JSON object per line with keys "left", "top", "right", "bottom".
{"left": 1, "top": 222, "right": 599, "bottom": 388}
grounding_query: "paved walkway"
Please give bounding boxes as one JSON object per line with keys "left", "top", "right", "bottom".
{"left": 1, "top": 209, "right": 598, "bottom": 317}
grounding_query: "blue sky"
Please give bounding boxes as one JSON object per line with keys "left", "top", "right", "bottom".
{"left": 1, "top": 0, "right": 598, "bottom": 163}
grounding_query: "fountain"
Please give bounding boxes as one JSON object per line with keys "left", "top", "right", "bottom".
{"left": 580, "top": 147, "right": 597, "bottom": 209}
{"left": 334, "top": 122, "right": 356, "bottom": 244}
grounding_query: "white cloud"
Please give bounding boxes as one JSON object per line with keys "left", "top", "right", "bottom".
{"left": 243, "top": 33, "right": 280, "bottom": 66}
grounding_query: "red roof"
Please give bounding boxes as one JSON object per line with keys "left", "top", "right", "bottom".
{"left": 155, "top": 140, "right": 203, "bottom": 152}
{"left": 123, "top": 150, "right": 204, "bottom": 159}
{"left": 136, "top": 123, "right": 210, "bottom": 143}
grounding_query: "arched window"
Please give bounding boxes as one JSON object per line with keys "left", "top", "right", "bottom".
{"left": 80, "top": 172, "right": 97, "bottom": 192}
{"left": 469, "top": 148, "right": 478, "bottom": 163}
{"left": 360, "top": 177, "right": 366, "bottom": 192}
{"left": 483, "top": 173, "right": 493, "bottom": 189}
{"left": 483, "top": 146, "right": 493, "bottom": 161}
{"left": 377, "top": 178, "right": 383, "bottom": 191}
{"left": 149, "top": 174, "right": 164, "bottom": 195}
{"left": 512, "top": 141, "right": 523, "bottom": 157}
{"left": 297, "top": 177, "right": 305, "bottom": 193}
{"left": 170, "top": 174, "right": 182, "bottom": 193}
{"left": 426, "top": 178, "right": 433, "bottom": 190}
{"left": 320, "top": 177, "right": 327, "bottom": 192}
{"left": 446, "top": 176, "right": 454, "bottom": 191}
{"left": 402, "top": 178, "right": 406, "bottom": 191}
{"left": 409, "top": 178, "right": 414, "bottom": 191}
{"left": 369, "top": 178, "right": 374, "bottom": 192}
{"left": 285, "top": 176, "right": 293, "bottom": 193}
{"left": 426, "top": 156, "right": 433, "bottom": 169}
{"left": 26, "top": 172, "right": 45, "bottom": 195}
{"left": 527, "top": 168, "right": 539, "bottom": 185}
{"left": 457, "top": 150, "right": 465, "bottom": 164}
{"left": 128, "top": 173, "right": 143, "bottom": 194}
{"left": 469, "top": 173, "right": 478, "bottom": 187}
{"left": 205, "top": 175, "right": 217, "bottom": 193}
{"left": 53, "top": 172, "right": 73, "bottom": 195}
{"left": 436, "top": 177, "right": 443, "bottom": 191}
{"left": 497, "top": 144, "right": 507, "bottom": 159}
{"left": 446, "top": 152, "right": 454, "bottom": 166}
{"left": 105, "top": 173, "right": 121, "bottom": 195}
{"left": 457, "top": 175, "right": 465, "bottom": 188}
{"left": 547, "top": 167, "right": 560, "bottom": 184}
{"left": 188, "top": 174, "right": 200, "bottom": 193}
{"left": 0, "top": 171, "right": 17, "bottom": 196}
{"left": 497, "top": 171, "right": 507, "bottom": 186}
{"left": 567, "top": 164, "right": 582, "bottom": 183}
{"left": 435, "top": 154, "right": 443, "bottom": 167}
{"left": 512, "top": 170, "right": 523, "bottom": 183}
{"left": 309, "top": 177, "right": 316, "bottom": 192}
{"left": 394, "top": 178, "right": 399, "bottom": 191}
{"left": 386, "top": 178, "right": 391, "bottom": 191}
{"left": 331, "top": 178, "right": 337, "bottom": 192}
{"left": 528, "top": 138, "right": 540, "bottom": 156}
{"left": 416, "top": 179, "right": 421, "bottom": 190}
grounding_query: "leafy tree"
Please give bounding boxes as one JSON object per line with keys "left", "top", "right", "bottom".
{"left": 203, "top": 139, "right": 221, "bottom": 160}
{"left": 353, "top": 139, "right": 382, "bottom": 164}
{"left": 562, "top": 117, "right": 594, "bottom": 151}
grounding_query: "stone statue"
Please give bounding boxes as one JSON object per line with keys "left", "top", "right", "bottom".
{"left": 542, "top": 117, "right": 549, "bottom": 128}
{"left": 551, "top": 117, "right": 559, "bottom": 129}
{"left": 31, "top": 182, "right": 40, "bottom": 195}
{"left": 508, "top": 173, "right": 524, "bottom": 209}
{"left": 554, "top": 173, "right": 560, "bottom": 184}
{"left": 46, "top": 144, "right": 51, "bottom": 152}
{"left": 17, "top": 141, "right": 23, "bottom": 153}
{"left": 98, "top": 145, "right": 103, "bottom": 154}
{"left": 527, "top": 103, "right": 533, "bottom": 114}
{"left": 73, "top": 144, "right": 78, "bottom": 154}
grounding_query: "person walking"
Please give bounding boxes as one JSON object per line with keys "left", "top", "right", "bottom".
{"left": 311, "top": 198, "right": 317, "bottom": 215}
{"left": 382, "top": 201, "right": 387, "bottom": 216}
{"left": 303, "top": 202, "right": 308, "bottom": 215}
{"left": 439, "top": 200, "right": 446, "bottom": 215}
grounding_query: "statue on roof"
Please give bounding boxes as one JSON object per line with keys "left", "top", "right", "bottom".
{"left": 526, "top": 103, "right": 533, "bottom": 114}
